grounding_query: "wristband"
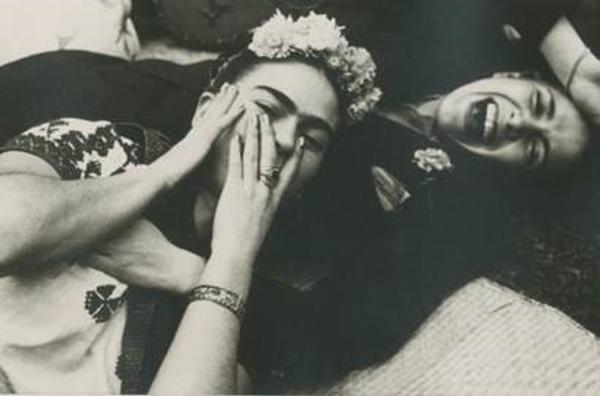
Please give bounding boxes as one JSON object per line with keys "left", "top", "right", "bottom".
{"left": 566, "top": 48, "right": 591, "bottom": 95}
{"left": 187, "top": 284, "right": 246, "bottom": 320}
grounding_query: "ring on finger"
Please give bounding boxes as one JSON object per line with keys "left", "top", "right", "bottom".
{"left": 259, "top": 167, "right": 281, "bottom": 189}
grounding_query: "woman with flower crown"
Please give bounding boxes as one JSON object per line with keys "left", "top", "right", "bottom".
{"left": 0, "top": 11, "right": 380, "bottom": 394}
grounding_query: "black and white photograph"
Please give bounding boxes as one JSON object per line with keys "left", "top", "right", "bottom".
{"left": 0, "top": 0, "right": 600, "bottom": 394}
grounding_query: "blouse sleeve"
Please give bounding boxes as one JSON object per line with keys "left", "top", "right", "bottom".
{"left": 0, "top": 118, "right": 144, "bottom": 180}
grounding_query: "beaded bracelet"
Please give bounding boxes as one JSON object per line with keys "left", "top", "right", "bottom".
{"left": 566, "top": 48, "right": 591, "bottom": 95}
{"left": 187, "top": 284, "right": 246, "bottom": 321}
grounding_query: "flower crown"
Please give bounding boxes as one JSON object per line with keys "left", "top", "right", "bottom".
{"left": 248, "top": 10, "right": 382, "bottom": 123}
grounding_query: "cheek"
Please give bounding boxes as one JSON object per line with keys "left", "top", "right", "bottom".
{"left": 461, "top": 142, "right": 525, "bottom": 167}
{"left": 290, "top": 153, "right": 323, "bottom": 191}
{"left": 437, "top": 100, "right": 463, "bottom": 137}
{"left": 549, "top": 135, "right": 587, "bottom": 167}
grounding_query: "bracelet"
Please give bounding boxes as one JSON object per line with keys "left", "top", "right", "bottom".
{"left": 187, "top": 284, "right": 246, "bottom": 321}
{"left": 566, "top": 48, "right": 591, "bottom": 95}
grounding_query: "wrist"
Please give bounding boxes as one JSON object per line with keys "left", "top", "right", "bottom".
{"left": 148, "top": 139, "right": 211, "bottom": 191}
{"left": 209, "top": 248, "right": 257, "bottom": 269}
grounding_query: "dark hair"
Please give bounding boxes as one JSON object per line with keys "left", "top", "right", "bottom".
{"left": 207, "top": 49, "right": 348, "bottom": 119}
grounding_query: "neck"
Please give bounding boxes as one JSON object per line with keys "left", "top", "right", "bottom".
{"left": 377, "top": 95, "right": 443, "bottom": 139}
{"left": 416, "top": 97, "right": 442, "bottom": 118}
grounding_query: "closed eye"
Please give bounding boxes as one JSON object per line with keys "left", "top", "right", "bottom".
{"left": 255, "top": 101, "right": 281, "bottom": 118}
{"left": 531, "top": 87, "right": 543, "bottom": 117}
{"left": 302, "top": 133, "right": 325, "bottom": 152}
{"left": 526, "top": 136, "right": 548, "bottom": 168}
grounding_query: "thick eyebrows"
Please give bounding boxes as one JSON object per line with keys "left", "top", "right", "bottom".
{"left": 255, "top": 85, "right": 335, "bottom": 136}
{"left": 255, "top": 85, "right": 296, "bottom": 112}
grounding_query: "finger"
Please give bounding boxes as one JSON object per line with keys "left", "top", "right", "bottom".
{"left": 243, "top": 114, "right": 260, "bottom": 189}
{"left": 227, "top": 133, "right": 243, "bottom": 181}
{"left": 204, "top": 83, "right": 229, "bottom": 117}
{"left": 256, "top": 113, "right": 278, "bottom": 195}
{"left": 258, "top": 114, "right": 277, "bottom": 173}
{"left": 208, "top": 83, "right": 239, "bottom": 118}
{"left": 215, "top": 103, "right": 245, "bottom": 131}
{"left": 191, "top": 93, "right": 212, "bottom": 127}
{"left": 273, "top": 136, "right": 305, "bottom": 201}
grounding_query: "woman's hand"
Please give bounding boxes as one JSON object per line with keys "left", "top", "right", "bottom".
{"left": 187, "top": 82, "right": 245, "bottom": 150}
{"left": 210, "top": 112, "right": 305, "bottom": 263}
{"left": 152, "top": 83, "right": 245, "bottom": 189}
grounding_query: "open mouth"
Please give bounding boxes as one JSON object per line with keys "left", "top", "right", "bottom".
{"left": 468, "top": 98, "right": 499, "bottom": 144}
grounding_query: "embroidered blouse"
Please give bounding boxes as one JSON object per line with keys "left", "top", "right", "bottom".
{"left": 0, "top": 118, "right": 164, "bottom": 394}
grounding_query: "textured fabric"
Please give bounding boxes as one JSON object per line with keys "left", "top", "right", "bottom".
{"left": 1, "top": 118, "right": 143, "bottom": 179}
{"left": 323, "top": 278, "right": 600, "bottom": 395}
{"left": 0, "top": 118, "right": 146, "bottom": 393}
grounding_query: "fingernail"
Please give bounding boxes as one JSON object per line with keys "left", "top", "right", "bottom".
{"left": 297, "top": 136, "right": 305, "bottom": 150}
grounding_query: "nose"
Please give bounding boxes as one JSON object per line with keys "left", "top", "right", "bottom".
{"left": 273, "top": 117, "right": 299, "bottom": 159}
{"left": 506, "top": 109, "right": 546, "bottom": 138}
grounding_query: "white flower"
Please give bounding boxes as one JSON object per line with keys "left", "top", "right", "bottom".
{"left": 413, "top": 148, "right": 453, "bottom": 173}
{"left": 247, "top": 9, "right": 381, "bottom": 123}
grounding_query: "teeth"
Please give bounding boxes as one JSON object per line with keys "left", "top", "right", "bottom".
{"left": 483, "top": 102, "right": 497, "bottom": 139}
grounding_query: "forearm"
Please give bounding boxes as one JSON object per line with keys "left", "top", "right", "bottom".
{"left": 0, "top": 166, "right": 168, "bottom": 272}
{"left": 149, "top": 251, "right": 254, "bottom": 395}
{"left": 0, "top": 122, "right": 221, "bottom": 273}
{"left": 540, "top": 16, "right": 589, "bottom": 87}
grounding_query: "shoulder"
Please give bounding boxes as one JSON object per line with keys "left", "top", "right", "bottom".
{"left": 0, "top": 118, "right": 147, "bottom": 180}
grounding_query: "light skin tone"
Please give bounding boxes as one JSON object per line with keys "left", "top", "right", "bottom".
{"left": 0, "top": 59, "right": 341, "bottom": 393}
{"left": 435, "top": 77, "right": 590, "bottom": 171}
{"left": 202, "top": 60, "right": 340, "bottom": 196}
{"left": 193, "top": 60, "right": 340, "bottom": 245}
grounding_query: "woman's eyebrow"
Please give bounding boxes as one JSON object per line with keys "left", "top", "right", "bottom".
{"left": 255, "top": 85, "right": 297, "bottom": 112}
{"left": 300, "top": 116, "right": 334, "bottom": 137}
{"left": 255, "top": 85, "right": 334, "bottom": 135}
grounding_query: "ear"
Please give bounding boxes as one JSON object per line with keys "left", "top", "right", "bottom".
{"left": 191, "top": 92, "right": 215, "bottom": 128}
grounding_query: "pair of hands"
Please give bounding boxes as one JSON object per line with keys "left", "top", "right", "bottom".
{"left": 211, "top": 107, "right": 305, "bottom": 263}
{"left": 190, "top": 81, "right": 305, "bottom": 269}
{"left": 89, "top": 83, "right": 303, "bottom": 293}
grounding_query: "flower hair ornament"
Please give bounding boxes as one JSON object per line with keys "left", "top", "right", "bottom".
{"left": 247, "top": 10, "right": 382, "bottom": 123}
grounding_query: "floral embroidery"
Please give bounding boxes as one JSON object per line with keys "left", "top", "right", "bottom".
{"left": 2, "top": 118, "right": 143, "bottom": 180}
{"left": 84, "top": 284, "right": 124, "bottom": 323}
